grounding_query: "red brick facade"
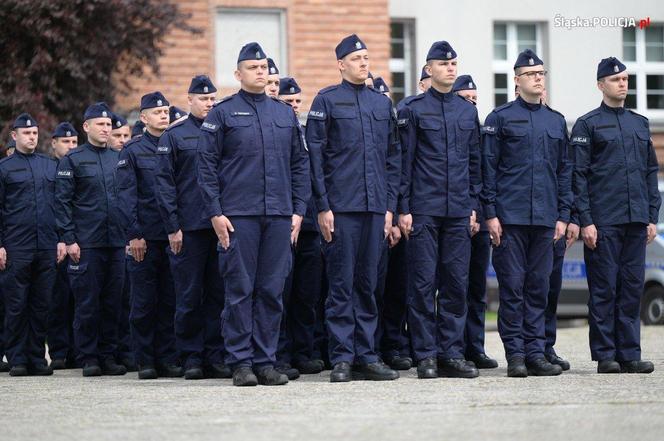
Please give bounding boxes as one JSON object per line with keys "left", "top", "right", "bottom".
{"left": 115, "top": 0, "right": 390, "bottom": 117}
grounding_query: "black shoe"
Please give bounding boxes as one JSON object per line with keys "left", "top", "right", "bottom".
{"left": 184, "top": 366, "right": 204, "bottom": 380}
{"left": 138, "top": 366, "right": 158, "bottom": 380}
{"left": 352, "top": 361, "right": 399, "bottom": 381}
{"left": 507, "top": 357, "right": 528, "bottom": 378}
{"left": 101, "top": 360, "right": 127, "bottom": 376}
{"left": 275, "top": 363, "right": 300, "bottom": 380}
{"left": 0, "top": 360, "right": 9, "bottom": 372}
{"left": 468, "top": 353, "right": 499, "bottom": 369}
{"left": 526, "top": 357, "right": 562, "bottom": 376}
{"left": 330, "top": 362, "right": 352, "bottom": 383}
{"left": 385, "top": 355, "right": 413, "bottom": 371}
{"left": 50, "top": 359, "right": 67, "bottom": 370}
{"left": 255, "top": 366, "right": 289, "bottom": 386}
{"left": 619, "top": 360, "right": 655, "bottom": 374}
{"left": 416, "top": 357, "right": 438, "bottom": 379}
{"left": 204, "top": 363, "right": 232, "bottom": 379}
{"left": 438, "top": 358, "right": 479, "bottom": 378}
{"left": 9, "top": 364, "right": 29, "bottom": 377}
{"left": 232, "top": 366, "right": 258, "bottom": 386}
{"left": 30, "top": 363, "right": 54, "bottom": 376}
{"left": 120, "top": 358, "right": 137, "bottom": 372}
{"left": 294, "top": 359, "right": 324, "bottom": 374}
{"left": 82, "top": 363, "right": 102, "bottom": 377}
{"left": 157, "top": 364, "right": 184, "bottom": 378}
{"left": 597, "top": 359, "right": 621, "bottom": 374}
{"left": 546, "top": 353, "right": 570, "bottom": 371}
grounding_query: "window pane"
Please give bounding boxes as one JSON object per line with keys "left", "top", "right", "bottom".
{"left": 623, "top": 27, "right": 636, "bottom": 43}
{"left": 623, "top": 28, "right": 636, "bottom": 62}
{"left": 647, "top": 74, "right": 664, "bottom": 90}
{"left": 646, "top": 74, "right": 664, "bottom": 109}
{"left": 624, "top": 46, "right": 637, "bottom": 62}
{"left": 493, "top": 23, "right": 507, "bottom": 60}
{"left": 391, "top": 22, "right": 404, "bottom": 39}
{"left": 494, "top": 73, "right": 507, "bottom": 89}
{"left": 626, "top": 74, "right": 637, "bottom": 109}
{"left": 517, "top": 24, "right": 536, "bottom": 42}
{"left": 392, "top": 42, "right": 405, "bottom": 59}
{"left": 646, "top": 46, "right": 664, "bottom": 62}
{"left": 645, "top": 26, "right": 664, "bottom": 62}
{"left": 645, "top": 25, "right": 663, "bottom": 44}
{"left": 494, "top": 43, "right": 507, "bottom": 60}
{"left": 495, "top": 93, "right": 508, "bottom": 107}
{"left": 494, "top": 23, "right": 507, "bottom": 41}
{"left": 392, "top": 71, "right": 405, "bottom": 87}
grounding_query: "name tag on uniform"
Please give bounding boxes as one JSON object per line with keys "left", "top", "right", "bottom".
{"left": 231, "top": 111, "right": 252, "bottom": 116}
{"left": 117, "top": 159, "right": 127, "bottom": 167}
{"left": 571, "top": 136, "right": 589, "bottom": 145}
{"left": 157, "top": 146, "right": 169, "bottom": 153}
{"left": 202, "top": 122, "right": 217, "bottom": 131}
{"left": 397, "top": 118, "right": 408, "bottom": 127}
{"left": 57, "top": 170, "right": 72, "bottom": 178}
{"left": 308, "top": 110, "right": 325, "bottom": 120}
{"left": 482, "top": 126, "right": 496, "bottom": 135}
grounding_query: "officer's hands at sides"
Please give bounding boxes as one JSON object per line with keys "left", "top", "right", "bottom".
{"left": 581, "top": 224, "right": 598, "bottom": 250}
{"left": 168, "top": 229, "right": 183, "bottom": 255}
{"left": 318, "top": 210, "right": 335, "bottom": 243}
{"left": 554, "top": 221, "right": 568, "bottom": 243}
{"left": 486, "top": 217, "right": 503, "bottom": 247}
{"left": 388, "top": 226, "right": 401, "bottom": 248}
{"left": 212, "top": 215, "right": 235, "bottom": 250}
{"left": 647, "top": 223, "right": 657, "bottom": 244}
{"left": 398, "top": 214, "right": 413, "bottom": 240}
{"left": 470, "top": 210, "right": 479, "bottom": 237}
{"left": 56, "top": 242, "right": 67, "bottom": 264}
{"left": 291, "top": 214, "right": 303, "bottom": 246}
{"left": 566, "top": 223, "right": 580, "bottom": 250}
{"left": 129, "top": 238, "right": 147, "bottom": 263}
{"left": 66, "top": 243, "right": 81, "bottom": 263}
{"left": 0, "top": 247, "right": 6, "bottom": 270}
{"left": 384, "top": 211, "right": 394, "bottom": 240}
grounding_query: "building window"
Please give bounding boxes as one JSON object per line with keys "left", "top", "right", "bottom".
{"left": 623, "top": 25, "right": 664, "bottom": 114}
{"left": 492, "top": 22, "right": 543, "bottom": 107}
{"left": 215, "top": 8, "right": 287, "bottom": 88}
{"left": 390, "top": 19, "right": 416, "bottom": 104}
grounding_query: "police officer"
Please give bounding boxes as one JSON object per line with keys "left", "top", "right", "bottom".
{"left": 396, "top": 66, "right": 431, "bottom": 112}
{"left": 198, "top": 42, "right": 310, "bottom": 387}
{"left": 278, "top": 77, "right": 303, "bottom": 116}
{"left": 116, "top": 92, "right": 182, "bottom": 380}
{"left": 571, "top": 57, "right": 659, "bottom": 374}
{"left": 482, "top": 49, "right": 572, "bottom": 377}
{"left": 0, "top": 113, "right": 63, "bottom": 376}
{"left": 265, "top": 58, "right": 281, "bottom": 98}
{"left": 306, "top": 34, "right": 400, "bottom": 382}
{"left": 109, "top": 113, "right": 131, "bottom": 150}
{"left": 48, "top": 122, "right": 79, "bottom": 370}
{"left": 131, "top": 120, "right": 145, "bottom": 139}
{"left": 397, "top": 42, "right": 481, "bottom": 379}
{"left": 155, "top": 75, "right": 228, "bottom": 380}
{"left": 55, "top": 102, "right": 127, "bottom": 377}
{"left": 450, "top": 75, "right": 498, "bottom": 370}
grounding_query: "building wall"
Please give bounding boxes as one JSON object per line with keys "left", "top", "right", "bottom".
{"left": 115, "top": 0, "right": 391, "bottom": 119}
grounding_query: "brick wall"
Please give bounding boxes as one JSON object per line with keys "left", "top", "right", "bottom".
{"left": 114, "top": 0, "right": 391, "bottom": 118}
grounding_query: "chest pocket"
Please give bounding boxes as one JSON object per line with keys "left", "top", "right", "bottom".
{"left": 371, "top": 109, "right": 391, "bottom": 149}
{"left": 329, "top": 107, "right": 359, "bottom": 149}
{"left": 545, "top": 127, "right": 564, "bottom": 162}
{"left": 179, "top": 135, "right": 199, "bottom": 151}
{"left": 273, "top": 117, "right": 294, "bottom": 156}
{"left": 455, "top": 119, "right": 475, "bottom": 159}
{"left": 75, "top": 166, "right": 97, "bottom": 178}
{"left": 225, "top": 116, "right": 257, "bottom": 156}
{"left": 136, "top": 157, "right": 156, "bottom": 170}
{"left": 417, "top": 118, "right": 444, "bottom": 158}
{"left": 592, "top": 125, "right": 621, "bottom": 165}
{"left": 501, "top": 125, "right": 529, "bottom": 166}
{"left": 633, "top": 129, "right": 650, "bottom": 169}
{"left": 5, "top": 169, "right": 30, "bottom": 185}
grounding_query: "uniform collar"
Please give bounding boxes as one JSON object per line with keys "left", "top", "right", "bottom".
{"left": 239, "top": 88, "right": 267, "bottom": 102}
{"left": 14, "top": 149, "right": 36, "bottom": 158}
{"left": 189, "top": 114, "right": 204, "bottom": 127}
{"left": 143, "top": 131, "right": 160, "bottom": 145}
{"left": 600, "top": 100, "right": 626, "bottom": 115}
{"left": 341, "top": 79, "right": 366, "bottom": 91}
{"left": 84, "top": 142, "right": 107, "bottom": 152}
{"left": 428, "top": 86, "right": 455, "bottom": 102}
{"left": 516, "top": 95, "right": 541, "bottom": 111}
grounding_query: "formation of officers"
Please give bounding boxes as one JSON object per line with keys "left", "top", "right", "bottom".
{"left": 0, "top": 34, "right": 659, "bottom": 386}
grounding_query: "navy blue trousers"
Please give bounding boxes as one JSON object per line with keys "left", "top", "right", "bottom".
{"left": 2, "top": 249, "right": 55, "bottom": 366}
{"left": 323, "top": 212, "right": 383, "bottom": 366}
{"left": 494, "top": 225, "right": 554, "bottom": 362}
{"left": 128, "top": 240, "right": 177, "bottom": 367}
{"left": 218, "top": 216, "right": 292, "bottom": 368}
{"left": 67, "top": 247, "right": 125, "bottom": 365}
{"left": 585, "top": 223, "right": 646, "bottom": 362}
{"left": 407, "top": 216, "right": 470, "bottom": 361}
{"left": 545, "top": 238, "right": 567, "bottom": 356}
{"left": 170, "top": 228, "right": 224, "bottom": 369}
{"left": 48, "top": 258, "right": 76, "bottom": 362}
{"left": 464, "top": 231, "right": 491, "bottom": 358}
{"left": 116, "top": 261, "right": 134, "bottom": 363}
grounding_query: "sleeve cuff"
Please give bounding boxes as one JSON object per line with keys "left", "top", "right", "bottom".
{"left": 580, "top": 212, "right": 594, "bottom": 228}
{"left": 316, "top": 196, "right": 330, "bottom": 213}
{"left": 483, "top": 205, "right": 497, "bottom": 220}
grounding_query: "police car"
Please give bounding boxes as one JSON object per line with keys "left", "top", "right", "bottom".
{"left": 487, "top": 181, "right": 664, "bottom": 326}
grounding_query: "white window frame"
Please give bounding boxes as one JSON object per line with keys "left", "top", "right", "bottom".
{"left": 214, "top": 8, "right": 288, "bottom": 88}
{"left": 492, "top": 22, "right": 543, "bottom": 106}
{"left": 389, "top": 19, "right": 416, "bottom": 100}
{"left": 624, "top": 25, "right": 664, "bottom": 121}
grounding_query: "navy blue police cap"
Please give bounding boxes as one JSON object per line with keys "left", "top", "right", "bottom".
{"left": 514, "top": 49, "right": 543, "bottom": 70}
{"left": 426, "top": 41, "right": 457, "bottom": 61}
{"left": 169, "top": 106, "right": 187, "bottom": 124}
{"left": 452, "top": 75, "right": 477, "bottom": 92}
{"left": 279, "top": 77, "right": 301, "bottom": 95}
{"left": 373, "top": 77, "right": 390, "bottom": 93}
{"left": 12, "top": 112, "right": 38, "bottom": 129}
{"left": 238, "top": 42, "right": 267, "bottom": 63}
{"left": 111, "top": 113, "right": 128, "bottom": 130}
{"left": 188, "top": 75, "right": 217, "bottom": 94}
{"left": 53, "top": 122, "right": 78, "bottom": 138}
{"left": 140, "top": 91, "right": 169, "bottom": 111}
{"left": 83, "top": 102, "right": 112, "bottom": 121}
{"left": 131, "top": 120, "right": 145, "bottom": 138}
{"left": 420, "top": 66, "right": 431, "bottom": 81}
{"left": 267, "top": 58, "right": 280, "bottom": 75}
{"left": 597, "top": 57, "right": 627, "bottom": 80}
{"left": 335, "top": 34, "right": 367, "bottom": 60}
